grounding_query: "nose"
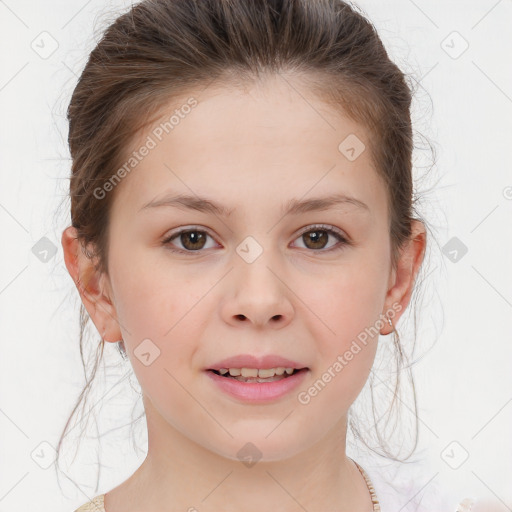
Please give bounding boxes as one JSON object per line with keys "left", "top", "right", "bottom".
{"left": 220, "top": 261, "right": 295, "bottom": 330}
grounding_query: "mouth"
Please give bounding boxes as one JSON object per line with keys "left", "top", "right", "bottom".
{"left": 207, "top": 367, "right": 308, "bottom": 383}
{"left": 205, "top": 365, "right": 310, "bottom": 402}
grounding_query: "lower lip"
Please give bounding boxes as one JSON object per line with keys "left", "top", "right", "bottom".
{"left": 205, "top": 369, "right": 308, "bottom": 403}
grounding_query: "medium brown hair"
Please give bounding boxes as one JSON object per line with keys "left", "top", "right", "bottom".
{"left": 57, "top": 0, "right": 436, "bottom": 484}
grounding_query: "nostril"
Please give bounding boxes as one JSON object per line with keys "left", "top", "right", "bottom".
{"left": 236, "top": 314, "right": 246, "bottom": 320}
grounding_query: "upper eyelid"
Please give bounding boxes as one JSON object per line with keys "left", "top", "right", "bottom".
{"left": 164, "top": 223, "right": 346, "bottom": 237}
{"left": 295, "top": 224, "right": 346, "bottom": 237}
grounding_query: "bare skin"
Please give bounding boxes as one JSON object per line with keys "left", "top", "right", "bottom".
{"left": 62, "top": 73, "right": 426, "bottom": 512}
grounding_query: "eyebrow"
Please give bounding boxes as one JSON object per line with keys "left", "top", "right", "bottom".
{"left": 139, "top": 192, "right": 370, "bottom": 217}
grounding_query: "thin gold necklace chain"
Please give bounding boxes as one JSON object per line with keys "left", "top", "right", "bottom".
{"left": 352, "top": 459, "right": 381, "bottom": 511}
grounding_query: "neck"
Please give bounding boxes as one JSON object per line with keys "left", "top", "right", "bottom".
{"left": 105, "top": 396, "right": 373, "bottom": 512}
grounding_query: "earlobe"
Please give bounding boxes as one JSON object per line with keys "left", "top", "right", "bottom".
{"left": 61, "top": 226, "right": 122, "bottom": 343}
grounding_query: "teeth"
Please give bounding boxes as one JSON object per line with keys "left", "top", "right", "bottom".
{"left": 218, "top": 367, "right": 297, "bottom": 378}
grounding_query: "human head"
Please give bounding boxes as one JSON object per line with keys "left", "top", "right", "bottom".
{"left": 59, "top": 0, "right": 429, "bottom": 470}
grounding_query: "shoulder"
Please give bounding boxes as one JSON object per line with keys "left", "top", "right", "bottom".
{"left": 359, "top": 459, "right": 508, "bottom": 512}
{"left": 73, "top": 494, "right": 105, "bottom": 512}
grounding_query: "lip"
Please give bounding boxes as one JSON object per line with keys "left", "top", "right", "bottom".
{"left": 205, "top": 367, "right": 309, "bottom": 403}
{"left": 205, "top": 354, "right": 308, "bottom": 371}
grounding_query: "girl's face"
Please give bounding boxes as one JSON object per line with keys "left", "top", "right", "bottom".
{"left": 79, "top": 75, "right": 422, "bottom": 462}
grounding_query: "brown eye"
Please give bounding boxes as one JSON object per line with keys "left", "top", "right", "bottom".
{"left": 293, "top": 225, "right": 349, "bottom": 252}
{"left": 178, "top": 230, "right": 207, "bottom": 250}
{"left": 302, "top": 229, "right": 329, "bottom": 250}
{"left": 163, "top": 229, "right": 216, "bottom": 253}
{"left": 162, "top": 225, "right": 349, "bottom": 255}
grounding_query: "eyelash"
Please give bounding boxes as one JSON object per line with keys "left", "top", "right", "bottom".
{"left": 161, "top": 224, "right": 350, "bottom": 255}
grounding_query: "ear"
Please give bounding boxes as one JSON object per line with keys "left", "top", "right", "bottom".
{"left": 380, "top": 220, "right": 426, "bottom": 335}
{"left": 61, "top": 226, "right": 122, "bottom": 343}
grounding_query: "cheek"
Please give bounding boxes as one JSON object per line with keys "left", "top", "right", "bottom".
{"left": 301, "top": 261, "right": 387, "bottom": 340}
{"left": 111, "top": 249, "right": 205, "bottom": 337}
{"left": 109, "top": 262, "right": 214, "bottom": 400}
{"left": 297, "top": 276, "right": 381, "bottom": 418}
{"left": 294, "top": 256, "right": 387, "bottom": 388}
{"left": 113, "top": 268, "right": 206, "bottom": 416}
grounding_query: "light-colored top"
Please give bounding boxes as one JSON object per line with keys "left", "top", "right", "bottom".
{"left": 354, "top": 460, "right": 381, "bottom": 511}
{"left": 74, "top": 493, "right": 105, "bottom": 512}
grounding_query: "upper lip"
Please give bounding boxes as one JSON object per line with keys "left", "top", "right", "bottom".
{"left": 206, "top": 354, "right": 308, "bottom": 371}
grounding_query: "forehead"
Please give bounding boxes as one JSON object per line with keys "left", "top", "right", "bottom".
{"left": 111, "top": 76, "right": 386, "bottom": 221}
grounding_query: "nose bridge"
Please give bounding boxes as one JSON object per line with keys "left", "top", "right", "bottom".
{"left": 222, "top": 233, "right": 294, "bottom": 327}
{"left": 235, "top": 233, "right": 284, "bottom": 296}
